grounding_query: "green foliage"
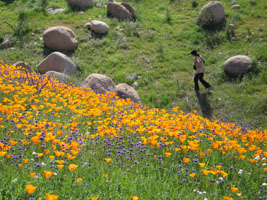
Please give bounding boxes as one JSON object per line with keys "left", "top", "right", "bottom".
{"left": 205, "top": 31, "right": 224, "bottom": 49}
{"left": 4, "top": 9, "right": 30, "bottom": 38}
{"left": 0, "top": 33, "right": 3, "bottom": 43}
{"left": 261, "top": 71, "right": 267, "bottom": 84}
{"left": 166, "top": 9, "right": 172, "bottom": 24}
{"left": 255, "top": 44, "right": 267, "bottom": 61}
{"left": 225, "top": 26, "right": 235, "bottom": 42}
{"left": 1, "top": 0, "right": 15, "bottom": 3}
{"left": 41, "top": 0, "right": 48, "bottom": 15}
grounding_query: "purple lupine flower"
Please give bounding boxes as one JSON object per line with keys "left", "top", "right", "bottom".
{"left": 33, "top": 162, "right": 41, "bottom": 167}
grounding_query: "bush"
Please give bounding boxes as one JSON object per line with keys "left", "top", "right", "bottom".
{"left": 4, "top": 9, "right": 30, "bottom": 38}
{"left": 261, "top": 71, "right": 267, "bottom": 84}
{"left": 166, "top": 9, "right": 172, "bottom": 24}
{"left": 205, "top": 31, "right": 224, "bottom": 49}
{"left": 225, "top": 26, "right": 235, "bottom": 42}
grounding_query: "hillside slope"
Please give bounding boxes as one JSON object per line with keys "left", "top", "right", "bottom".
{"left": 0, "top": 0, "right": 266, "bottom": 127}
{"left": 0, "top": 61, "right": 266, "bottom": 199}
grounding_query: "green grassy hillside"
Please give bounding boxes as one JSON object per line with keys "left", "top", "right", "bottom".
{"left": 0, "top": 0, "right": 266, "bottom": 127}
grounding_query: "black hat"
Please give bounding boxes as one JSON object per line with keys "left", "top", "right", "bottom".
{"left": 190, "top": 50, "right": 197, "bottom": 55}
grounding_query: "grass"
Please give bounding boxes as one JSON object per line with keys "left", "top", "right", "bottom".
{"left": 0, "top": 62, "right": 266, "bottom": 199}
{"left": 0, "top": 0, "right": 266, "bottom": 129}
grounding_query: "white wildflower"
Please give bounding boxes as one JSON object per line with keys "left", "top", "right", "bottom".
{"left": 12, "top": 178, "right": 17, "bottom": 183}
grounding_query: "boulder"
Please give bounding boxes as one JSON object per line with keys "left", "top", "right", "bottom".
{"left": 231, "top": 4, "right": 241, "bottom": 9}
{"left": 198, "top": 1, "right": 225, "bottom": 27}
{"left": 38, "top": 52, "right": 77, "bottom": 75}
{"left": 0, "top": 39, "right": 13, "bottom": 49}
{"left": 43, "top": 26, "right": 78, "bottom": 51}
{"left": 13, "top": 61, "right": 33, "bottom": 73}
{"left": 81, "top": 73, "right": 116, "bottom": 94}
{"left": 45, "top": 71, "right": 71, "bottom": 83}
{"left": 107, "top": 2, "right": 134, "bottom": 21}
{"left": 116, "top": 83, "right": 141, "bottom": 104}
{"left": 66, "top": 0, "right": 93, "bottom": 8}
{"left": 121, "top": 2, "right": 135, "bottom": 15}
{"left": 224, "top": 55, "right": 252, "bottom": 76}
{"left": 47, "top": 8, "right": 65, "bottom": 14}
{"left": 85, "top": 20, "right": 109, "bottom": 34}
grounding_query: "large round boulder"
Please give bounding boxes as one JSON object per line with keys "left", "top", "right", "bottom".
{"left": 107, "top": 2, "right": 134, "bottom": 21}
{"left": 198, "top": 1, "right": 225, "bottom": 27}
{"left": 13, "top": 61, "right": 34, "bottom": 73}
{"left": 38, "top": 52, "right": 77, "bottom": 75}
{"left": 85, "top": 20, "right": 109, "bottom": 34}
{"left": 45, "top": 71, "right": 71, "bottom": 83}
{"left": 81, "top": 73, "right": 116, "bottom": 94}
{"left": 43, "top": 26, "right": 78, "bottom": 51}
{"left": 116, "top": 83, "right": 141, "bottom": 104}
{"left": 224, "top": 55, "right": 252, "bottom": 76}
{"left": 66, "top": 0, "right": 93, "bottom": 8}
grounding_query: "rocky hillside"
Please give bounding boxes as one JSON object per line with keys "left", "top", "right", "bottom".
{"left": 0, "top": 0, "right": 266, "bottom": 127}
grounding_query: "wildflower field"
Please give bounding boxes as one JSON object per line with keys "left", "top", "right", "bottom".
{"left": 0, "top": 61, "right": 266, "bottom": 200}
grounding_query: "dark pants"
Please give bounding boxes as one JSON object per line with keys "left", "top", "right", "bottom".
{"left": 194, "top": 73, "right": 211, "bottom": 91}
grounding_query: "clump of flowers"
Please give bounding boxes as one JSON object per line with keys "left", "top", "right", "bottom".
{"left": 0, "top": 61, "right": 266, "bottom": 199}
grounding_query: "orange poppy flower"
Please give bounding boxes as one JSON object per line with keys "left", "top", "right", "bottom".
{"left": 57, "top": 165, "right": 64, "bottom": 169}
{"left": 199, "top": 163, "right": 205, "bottom": 168}
{"left": 25, "top": 184, "right": 36, "bottom": 194}
{"left": 45, "top": 193, "right": 58, "bottom": 200}
{"left": 0, "top": 151, "right": 7, "bottom": 157}
{"left": 68, "top": 164, "right": 78, "bottom": 172}
{"left": 165, "top": 152, "right": 171, "bottom": 158}
{"left": 183, "top": 158, "right": 190, "bottom": 163}
{"left": 131, "top": 195, "right": 139, "bottom": 200}
{"left": 30, "top": 173, "right": 36, "bottom": 178}
{"left": 230, "top": 187, "right": 238, "bottom": 192}
{"left": 44, "top": 171, "right": 53, "bottom": 178}
{"left": 76, "top": 178, "right": 82, "bottom": 182}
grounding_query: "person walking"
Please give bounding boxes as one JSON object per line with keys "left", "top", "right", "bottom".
{"left": 191, "top": 50, "right": 211, "bottom": 92}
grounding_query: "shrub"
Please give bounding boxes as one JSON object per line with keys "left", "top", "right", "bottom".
{"left": 166, "top": 9, "right": 172, "bottom": 24}
{"left": 225, "top": 26, "right": 235, "bottom": 42}
{"left": 205, "top": 31, "right": 224, "bottom": 49}
{"left": 261, "top": 71, "right": 267, "bottom": 84}
{"left": 4, "top": 9, "right": 30, "bottom": 38}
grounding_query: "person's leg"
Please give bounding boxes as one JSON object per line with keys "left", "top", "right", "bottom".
{"left": 199, "top": 73, "right": 211, "bottom": 88}
{"left": 194, "top": 73, "right": 200, "bottom": 91}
